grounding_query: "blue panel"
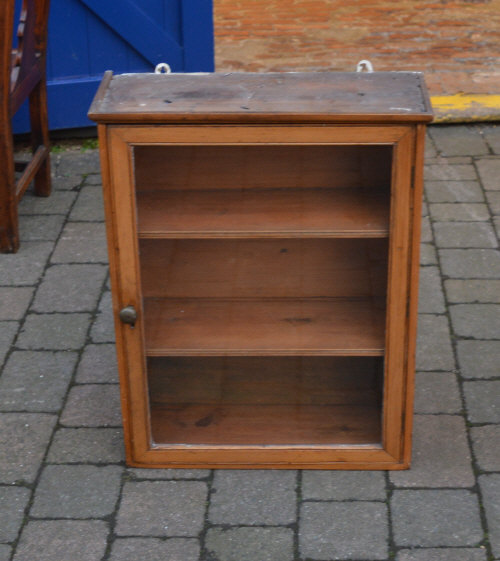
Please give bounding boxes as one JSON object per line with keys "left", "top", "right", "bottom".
{"left": 80, "top": 0, "right": 183, "bottom": 69}
{"left": 182, "top": 0, "right": 215, "bottom": 72}
{"left": 12, "top": 0, "right": 214, "bottom": 132}
{"left": 12, "top": 77, "right": 102, "bottom": 132}
{"left": 46, "top": 0, "right": 90, "bottom": 79}
{"left": 164, "top": 0, "right": 182, "bottom": 45}
{"left": 87, "top": 10, "right": 130, "bottom": 75}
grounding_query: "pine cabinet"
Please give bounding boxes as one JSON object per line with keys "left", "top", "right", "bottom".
{"left": 89, "top": 71, "right": 432, "bottom": 469}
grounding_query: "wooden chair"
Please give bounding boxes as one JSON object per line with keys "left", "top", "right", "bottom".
{"left": 1, "top": 0, "right": 51, "bottom": 253}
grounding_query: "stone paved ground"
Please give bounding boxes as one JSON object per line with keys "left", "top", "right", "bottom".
{"left": 1, "top": 124, "right": 499, "bottom": 561}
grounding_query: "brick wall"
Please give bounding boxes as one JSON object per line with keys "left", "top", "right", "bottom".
{"left": 213, "top": 0, "right": 500, "bottom": 96}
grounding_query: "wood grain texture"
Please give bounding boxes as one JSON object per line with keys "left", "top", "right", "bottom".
{"left": 137, "top": 188, "right": 390, "bottom": 238}
{"left": 88, "top": 71, "right": 433, "bottom": 124}
{"left": 148, "top": 356, "right": 382, "bottom": 445}
{"left": 144, "top": 297, "right": 386, "bottom": 356}
{"left": 92, "top": 72, "right": 430, "bottom": 468}
{"left": 134, "top": 144, "right": 392, "bottom": 191}
{"left": 139, "top": 238, "right": 388, "bottom": 300}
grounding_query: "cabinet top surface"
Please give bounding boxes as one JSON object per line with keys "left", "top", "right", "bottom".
{"left": 88, "top": 71, "right": 433, "bottom": 124}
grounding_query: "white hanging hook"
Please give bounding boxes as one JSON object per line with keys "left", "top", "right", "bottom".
{"left": 356, "top": 60, "right": 374, "bottom": 73}
{"left": 155, "top": 62, "right": 172, "bottom": 74}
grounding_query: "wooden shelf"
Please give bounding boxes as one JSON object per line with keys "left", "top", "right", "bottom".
{"left": 144, "top": 297, "right": 385, "bottom": 356}
{"left": 148, "top": 356, "right": 383, "bottom": 445}
{"left": 136, "top": 188, "right": 389, "bottom": 238}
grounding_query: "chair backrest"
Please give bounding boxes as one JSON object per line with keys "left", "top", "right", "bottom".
{"left": 4, "top": 0, "right": 51, "bottom": 115}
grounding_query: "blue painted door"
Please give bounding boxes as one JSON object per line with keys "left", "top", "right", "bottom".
{"left": 13, "top": 0, "right": 214, "bottom": 132}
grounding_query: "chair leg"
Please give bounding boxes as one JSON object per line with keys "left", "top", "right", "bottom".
{"left": 0, "top": 129, "right": 19, "bottom": 253}
{"left": 29, "top": 78, "right": 51, "bottom": 198}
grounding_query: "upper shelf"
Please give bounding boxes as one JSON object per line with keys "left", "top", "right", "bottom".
{"left": 88, "top": 71, "right": 433, "bottom": 124}
{"left": 137, "top": 188, "right": 390, "bottom": 238}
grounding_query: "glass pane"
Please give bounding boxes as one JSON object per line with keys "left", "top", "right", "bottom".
{"left": 132, "top": 144, "right": 392, "bottom": 447}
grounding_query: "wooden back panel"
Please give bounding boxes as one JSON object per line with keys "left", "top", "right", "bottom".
{"left": 140, "top": 238, "right": 388, "bottom": 300}
{"left": 134, "top": 145, "right": 392, "bottom": 191}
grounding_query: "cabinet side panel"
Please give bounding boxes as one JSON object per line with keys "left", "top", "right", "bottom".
{"left": 383, "top": 129, "right": 415, "bottom": 462}
{"left": 402, "top": 124, "right": 427, "bottom": 466}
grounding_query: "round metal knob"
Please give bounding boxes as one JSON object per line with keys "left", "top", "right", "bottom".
{"left": 119, "top": 306, "right": 137, "bottom": 326}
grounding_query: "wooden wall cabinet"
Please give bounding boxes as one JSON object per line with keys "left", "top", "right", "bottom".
{"left": 89, "top": 71, "right": 432, "bottom": 469}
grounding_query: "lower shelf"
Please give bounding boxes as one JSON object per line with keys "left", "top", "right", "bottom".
{"left": 148, "top": 356, "right": 383, "bottom": 446}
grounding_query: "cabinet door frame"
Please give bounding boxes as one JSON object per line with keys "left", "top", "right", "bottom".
{"left": 99, "top": 123, "right": 421, "bottom": 469}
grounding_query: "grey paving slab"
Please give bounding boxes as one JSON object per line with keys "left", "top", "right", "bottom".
{"left": 482, "top": 125, "right": 500, "bottom": 154}
{"left": 60, "top": 384, "right": 122, "bottom": 427}
{"left": 445, "top": 279, "right": 500, "bottom": 303}
{"left": 16, "top": 313, "right": 91, "bottom": 350}
{"left": 84, "top": 174, "right": 102, "bottom": 185}
{"left": 51, "top": 175, "right": 83, "bottom": 190}
{"left": 299, "top": 501, "right": 388, "bottom": 560}
{"left": 109, "top": 538, "right": 199, "bottom": 561}
{"left": 434, "top": 222, "right": 498, "bottom": 248}
{"left": 420, "top": 243, "right": 438, "bottom": 265}
{"left": 0, "top": 413, "right": 56, "bottom": 484}
{"left": 51, "top": 222, "right": 108, "bottom": 263}
{"left": 17, "top": 214, "right": 66, "bottom": 242}
{"left": 0, "top": 486, "right": 30, "bottom": 542}
{"left": 126, "top": 468, "right": 210, "bottom": 480}
{"left": 421, "top": 200, "right": 429, "bottom": 216}
{"left": 390, "top": 415, "right": 474, "bottom": 488}
{"left": 486, "top": 191, "right": 500, "bottom": 214}
{"left": 0, "top": 321, "right": 19, "bottom": 367}
{"left": 450, "top": 304, "right": 500, "bottom": 339}
{"left": 32, "top": 264, "right": 107, "bottom": 312}
{"left": 90, "top": 291, "right": 115, "bottom": 343}
{"left": 464, "top": 381, "right": 500, "bottom": 423}
{"left": 13, "top": 520, "right": 108, "bottom": 561}
{"left": 391, "top": 490, "right": 482, "bottom": 547}
{"left": 116, "top": 481, "right": 207, "bottom": 537}
{"left": 424, "top": 164, "right": 477, "bottom": 182}
{"left": 429, "top": 203, "right": 490, "bottom": 222}
{"left": 425, "top": 180, "right": 484, "bottom": 203}
{"left": 471, "top": 426, "right": 500, "bottom": 471}
{"left": 0, "top": 351, "right": 77, "bottom": 412}
{"left": 418, "top": 266, "right": 445, "bottom": 313}
{"left": 439, "top": 249, "right": 500, "bottom": 278}
{"left": 476, "top": 158, "right": 500, "bottom": 190}
{"left": 0, "top": 242, "right": 52, "bottom": 285}
{"left": 75, "top": 344, "right": 118, "bottom": 383}
{"left": 19, "top": 190, "right": 77, "bottom": 215}
{"left": 429, "top": 125, "right": 489, "bottom": 156}
{"left": 209, "top": 470, "right": 296, "bottom": 525}
{"left": 0, "top": 287, "right": 34, "bottom": 320}
{"left": 69, "top": 186, "right": 105, "bottom": 222}
{"left": 420, "top": 216, "right": 433, "bottom": 243}
{"left": 415, "top": 315, "right": 455, "bottom": 371}
{"left": 0, "top": 545, "right": 11, "bottom": 561}
{"left": 56, "top": 150, "right": 100, "bottom": 176}
{"left": 424, "top": 133, "right": 437, "bottom": 158}
{"left": 479, "top": 474, "right": 500, "bottom": 557}
{"left": 31, "top": 464, "right": 122, "bottom": 518}
{"left": 302, "top": 470, "right": 386, "bottom": 500}
{"left": 397, "top": 548, "right": 487, "bottom": 561}
{"left": 47, "top": 427, "right": 124, "bottom": 463}
{"left": 205, "top": 527, "right": 293, "bottom": 561}
{"left": 494, "top": 215, "right": 500, "bottom": 238}
{"left": 414, "top": 372, "right": 462, "bottom": 414}
{"left": 457, "top": 340, "right": 500, "bottom": 378}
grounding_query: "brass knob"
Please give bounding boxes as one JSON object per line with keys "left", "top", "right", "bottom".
{"left": 119, "top": 306, "right": 137, "bottom": 327}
